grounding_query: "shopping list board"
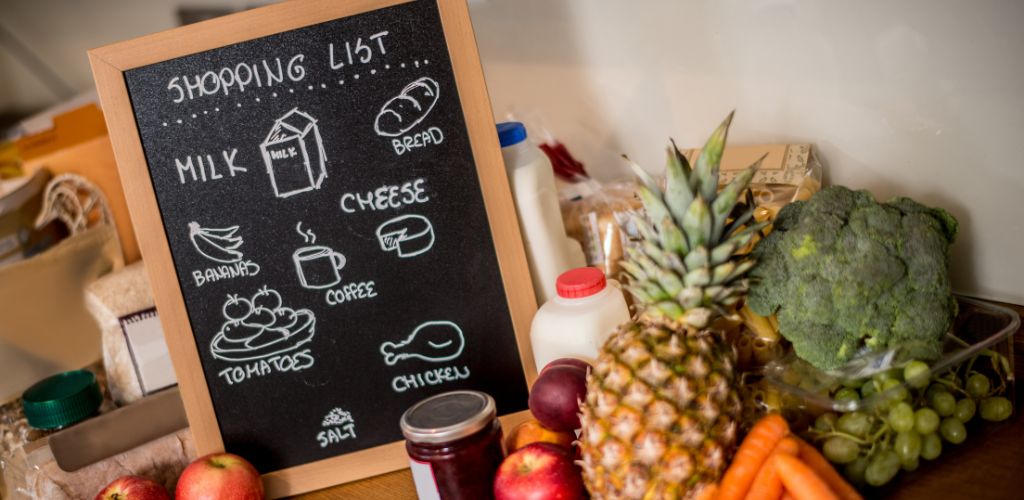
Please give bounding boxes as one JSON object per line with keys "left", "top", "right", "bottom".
{"left": 91, "top": 0, "right": 533, "bottom": 493}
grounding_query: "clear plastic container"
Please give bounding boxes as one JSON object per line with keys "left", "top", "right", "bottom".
{"left": 757, "top": 295, "right": 1019, "bottom": 413}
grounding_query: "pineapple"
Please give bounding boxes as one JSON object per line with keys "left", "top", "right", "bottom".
{"left": 579, "top": 112, "right": 765, "bottom": 499}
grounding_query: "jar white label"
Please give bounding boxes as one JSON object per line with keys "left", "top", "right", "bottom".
{"left": 409, "top": 458, "right": 441, "bottom": 500}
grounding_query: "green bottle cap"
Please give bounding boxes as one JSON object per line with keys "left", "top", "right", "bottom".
{"left": 22, "top": 370, "right": 102, "bottom": 430}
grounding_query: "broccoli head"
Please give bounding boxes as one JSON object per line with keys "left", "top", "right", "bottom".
{"left": 747, "top": 186, "right": 958, "bottom": 371}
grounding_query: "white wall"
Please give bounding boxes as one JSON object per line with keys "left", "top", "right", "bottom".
{"left": 1, "top": 0, "right": 1021, "bottom": 303}
{"left": 472, "top": 0, "right": 1024, "bottom": 304}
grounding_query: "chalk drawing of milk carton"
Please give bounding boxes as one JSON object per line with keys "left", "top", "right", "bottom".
{"left": 260, "top": 108, "right": 327, "bottom": 199}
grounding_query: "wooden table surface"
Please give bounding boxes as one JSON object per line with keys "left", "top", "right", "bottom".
{"left": 299, "top": 302, "right": 1024, "bottom": 500}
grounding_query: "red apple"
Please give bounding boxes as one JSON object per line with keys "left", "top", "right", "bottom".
{"left": 541, "top": 358, "right": 591, "bottom": 375}
{"left": 493, "top": 443, "right": 585, "bottom": 500}
{"left": 175, "top": 453, "right": 264, "bottom": 500}
{"left": 529, "top": 364, "right": 588, "bottom": 432}
{"left": 505, "top": 419, "right": 576, "bottom": 453}
{"left": 95, "top": 476, "right": 169, "bottom": 500}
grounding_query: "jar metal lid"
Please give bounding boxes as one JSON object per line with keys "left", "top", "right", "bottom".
{"left": 22, "top": 370, "right": 102, "bottom": 430}
{"left": 400, "top": 390, "right": 496, "bottom": 444}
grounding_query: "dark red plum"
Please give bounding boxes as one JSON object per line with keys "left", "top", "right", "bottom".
{"left": 529, "top": 365, "right": 587, "bottom": 432}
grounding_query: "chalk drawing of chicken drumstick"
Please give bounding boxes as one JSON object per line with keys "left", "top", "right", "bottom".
{"left": 380, "top": 321, "right": 465, "bottom": 366}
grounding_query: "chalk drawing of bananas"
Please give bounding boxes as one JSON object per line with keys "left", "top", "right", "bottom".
{"left": 189, "top": 221, "right": 245, "bottom": 263}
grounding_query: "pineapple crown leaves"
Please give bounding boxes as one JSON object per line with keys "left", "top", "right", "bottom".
{"left": 622, "top": 112, "right": 767, "bottom": 329}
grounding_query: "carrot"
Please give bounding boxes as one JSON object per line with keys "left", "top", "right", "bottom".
{"left": 695, "top": 483, "right": 719, "bottom": 500}
{"left": 794, "top": 438, "right": 862, "bottom": 500}
{"left": 773, "top": 453, "right": 838, "bottom": 500}
{"left": 781, "top": 494, "right": 796, "bottom": 500}
{"left": 718, "top": 414, "right": 790, "bottom": 500}
{"left": 744, "top": 437, "right": 800, "bottom": 500}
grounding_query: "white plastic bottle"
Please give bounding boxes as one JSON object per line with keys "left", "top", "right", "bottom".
{"left": 530, "top": 267, "right": 631, "bottom": 370}
{"left": 498, "top": 122, "right": 587, "bottom": 305}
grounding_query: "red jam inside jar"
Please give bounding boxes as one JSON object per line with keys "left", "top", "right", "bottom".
{"left": 401, "top": 391, "right": 505, "bottom": 499}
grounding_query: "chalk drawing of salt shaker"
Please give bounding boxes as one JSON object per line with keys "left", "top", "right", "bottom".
{"left": 260, "top": 108, "right": 327, "bottom": 199}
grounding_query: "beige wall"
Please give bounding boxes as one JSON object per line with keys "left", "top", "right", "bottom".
{"left": 1, "top": 0, "right": 1021, "bottom": 304}
{"left": 475, "top": 0, "right": 1024, "bottom": 305}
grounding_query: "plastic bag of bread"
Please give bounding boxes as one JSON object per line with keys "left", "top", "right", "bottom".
{"left": 561, "top": 179, "right": 642, "bottom": 281}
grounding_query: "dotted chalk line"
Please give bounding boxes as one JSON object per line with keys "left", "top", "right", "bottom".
{"left": 160, "top": 59, "right": 430, "bottom": 127}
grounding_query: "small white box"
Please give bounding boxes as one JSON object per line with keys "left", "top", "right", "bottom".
{"left": 119, "top": 309, "right": 177, "bottom": 395}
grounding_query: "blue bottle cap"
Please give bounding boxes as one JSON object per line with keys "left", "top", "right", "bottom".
{"left": 496, "top": 122, "right": 527, "bottom": 147}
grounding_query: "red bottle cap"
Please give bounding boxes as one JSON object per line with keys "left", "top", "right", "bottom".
{"left": 556, "top": 267, "right": 607, "bottom": 299}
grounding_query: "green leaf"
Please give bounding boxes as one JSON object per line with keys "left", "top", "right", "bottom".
{"left": 670, "top": 139, "right": 692, "bottom": 177}
{"left": 626, "top": 156, "right": 661, "bottom": 196}
{"left": 710, "top": 156, "right": 764, "bottom": 242}
{"left": 684, "top": 246, "right": 709, "bottom": 271}
{"left": 711, "top": 261, "right": 736, "bottom": 284}
{"left": 665, "top": 252, "right": 688, "bottom": 275}
{"left": 682, "top": 195, "right": 712, "bottom": 249}
{"left": 722, "top": 221, "right": 768, "bottom": 248}
{"left": 625, "top": 285, "right": 654, "bottom": 305}
{"left": 637, "top": 185, "right": 672, "bottom": 230}
{"left": 678, "top": 286, "right": 703, "bottom": 308}
{"left": 643, "top": 241, "right": 670, "bottom": 269}
{"left": 628, "top": 247, "right": 661, "bottom": 278}
{"left": 702, "top": 285, "right": 725, "bottom": 303}
{"left": 723, "top": 207, "right": 755, "bottom": 239}
{"left": 693, "top": 111, "right": 735, "bottom": 201}
{"left": 664, "top": 144, "right": 694, "bottom": 223}
{"left": 724, "top": 259, "right": 756, "bottom": 283}
{"left": 620, "top": 261, "right": 647, "bottom": 282}
{"left": 643, "top": 281, "right": 672, "bottom": 301}
{"left": 658, "top": 218, "right": 689, "bottom": 255}
{"left": 656, "top": 301, "right": 686, "bottom": 319}
{"left": 634, "top": 217, "right": 659, "bottom": 242}
{"left": 684, "top": 267, "right": 711, "bottom": 287}
{"left": 709, "top": 242, "right": 736, "bottom": 266}
{"left": 654, "top": 268, "right": 684, "bottom": 297}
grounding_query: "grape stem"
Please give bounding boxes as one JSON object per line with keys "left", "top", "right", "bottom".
{"left": 932, "top": 377, "right": 971, "bottom": 397}
{"left": 811, "top": 430, "right": 873, "bottom": 446}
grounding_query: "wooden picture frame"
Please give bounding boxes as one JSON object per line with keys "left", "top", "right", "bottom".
{"left": 89, "top": 0, "right": 537, "bottom": 496}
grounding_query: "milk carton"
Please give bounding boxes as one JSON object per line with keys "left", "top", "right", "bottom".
{"left": 260, "top": 108, "right": 327, "bottom": 198}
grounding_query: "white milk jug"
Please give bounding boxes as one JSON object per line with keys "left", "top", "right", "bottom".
{"left": 498, "top": 122, "right": 586, "bottom": 305}
{"left": 530, "top": 267, "right": 631, "bottom": 370}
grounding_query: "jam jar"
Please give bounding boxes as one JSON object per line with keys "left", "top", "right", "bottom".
{"left": 400, "top": 391, "right": 505, "bottom": 499}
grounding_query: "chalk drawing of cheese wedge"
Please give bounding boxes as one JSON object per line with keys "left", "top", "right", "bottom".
{"left": 376, "top": 214, "right": 435, "bottom": 258}
{"left": 374, "top": 77, "right": 440, "bottom": 137}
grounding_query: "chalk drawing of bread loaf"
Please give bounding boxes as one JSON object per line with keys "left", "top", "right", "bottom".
{"left": 374, "top": 77, "right": 440, "bottom": 137}
{"left": 376, "top": 214, "right": 435, "bottom": 258}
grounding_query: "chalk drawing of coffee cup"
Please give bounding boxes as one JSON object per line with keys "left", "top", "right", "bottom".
{"left": 294, "top": 246, "right": 346, "bottom": 289}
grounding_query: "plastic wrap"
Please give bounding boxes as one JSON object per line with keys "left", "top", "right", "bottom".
{"left": 3, "top": 429, "right": 194, "bottom": 499}
{"left": 2, "top": 384, "right": 191, "bottom": 499}
{"left": 561, "top": 180, "right": 641, "bottom": 281}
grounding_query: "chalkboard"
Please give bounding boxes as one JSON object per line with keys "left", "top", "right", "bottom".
{"left": 90, "top": 0, "right": 537, "bottom": 495}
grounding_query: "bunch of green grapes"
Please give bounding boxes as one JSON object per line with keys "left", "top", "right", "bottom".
{"left": 808, "top": 350, "right": 1013, "bottom": 487}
